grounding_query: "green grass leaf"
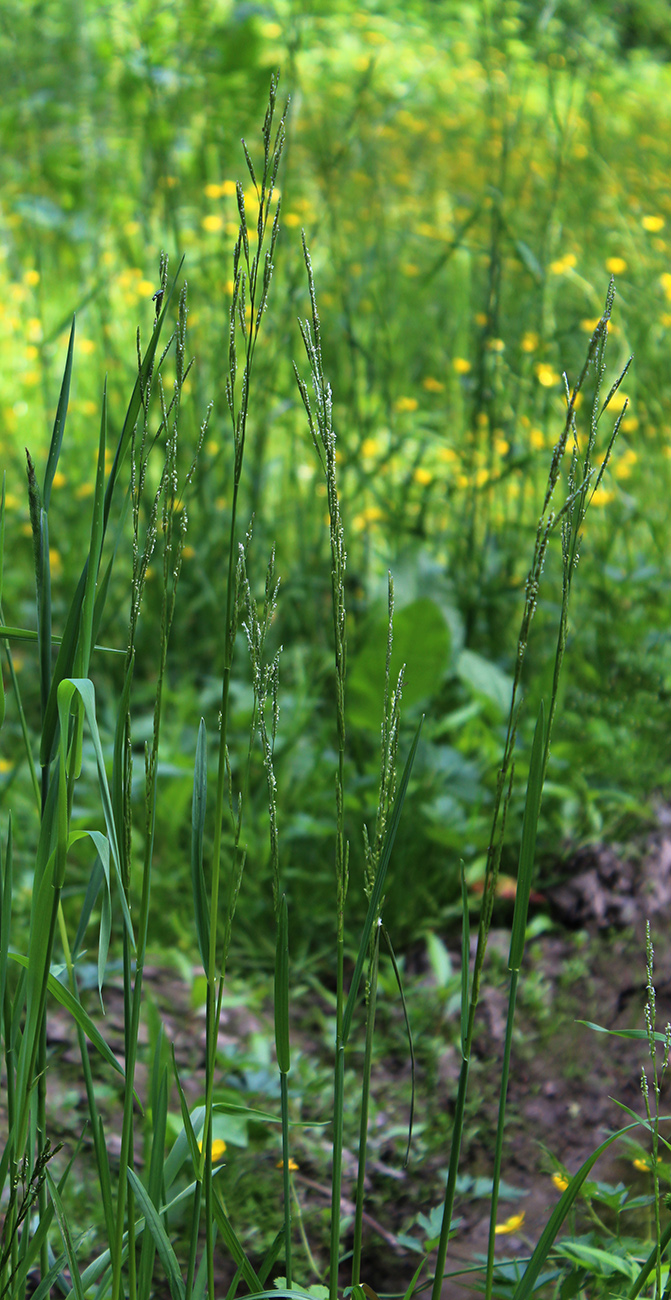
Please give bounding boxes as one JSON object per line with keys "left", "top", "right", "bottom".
{"left": 127, "top": 1169, "right": 186, "bottom": 1300}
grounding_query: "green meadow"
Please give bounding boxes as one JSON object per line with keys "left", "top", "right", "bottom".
{"left": 2, "top": 2, "right": 671, "bottom": 1296}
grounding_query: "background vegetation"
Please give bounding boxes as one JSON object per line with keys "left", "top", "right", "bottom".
{"left": 2, "top": 0, "right": 671, "bottom": 961}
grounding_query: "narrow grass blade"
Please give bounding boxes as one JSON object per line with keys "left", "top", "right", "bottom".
{"left": 25, "top": 1252, "right": 69, "bottom": 1300}
{"left": 164, "top": 1104, "right": 206, "bottom": 1190}
{"left": 402, "top": 1256, "right": 427, "bottom": 1300}
{"left": 382, "top": 925, "right": 415, "bottom": 1166}
{"left": 138, "top": 1060, "right": 169, "bottom": 1300}
{"left": 212, "top": 1101, "right": 327, "bottom": 1126}
{"left": 57, "top": 677, "right": 134, "bottom": 946}
{"left": 43, "top": 317, "right": 75, "bottom": 512}
{"left": 510, "top": 1120, "right": 646, "bottom": 1300}
{"left": 577, "top": 1021, "right": 670, "bottom": 1044}
{"left": 40, "top": 270, "right": 179, "bottom": 767}
{"left": 0, "top": 625, "right": 122, "bottom": 653}
{"left": 211, "top": 1182, "right": 263, "bottom": 1293}
{"left": 342, "top": 716, "right": 423, "bottom": 1047}
{"left": 71, "top": 852, "right": 105, "bottom": 964}
{"left": 27, "top": 454, "right": 52, "bottom": 724}
{"left": 127, "top": 1169, "right": 185, "bottom": 1300}
{"left": 45, "top": 1169, "right": 87, "bottom": 1300}
{"left": 8, "top": 952, "right": 131, "bottom": 1085}
{"left": 75, "top": 381, "right": 107, "bottom": 678}
{"left": 508, "top": 701, "right": 546, "bottom": 972}
{"left": 171, "top": 1048, "right": 203, "bottom": 1180}
{"left": 191, "top": 718, "right": 209, "bottom": 971}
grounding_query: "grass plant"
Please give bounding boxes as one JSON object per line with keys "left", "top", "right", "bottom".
{"left": 1, "top": 63, "right": 671, "bottom": 1300}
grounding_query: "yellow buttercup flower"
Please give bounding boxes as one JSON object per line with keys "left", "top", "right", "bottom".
{"left": 495, "top": 1212, "right": 525, "bottom": 1235}
{"left": 276, "top": 1158, "right": 299, "bottom": 1171}
{"left": 552, "top": 1173, "right": 569, "bottom": 1192}
{"left": 198, "top": 1138, "right": 227, "bottom": 1162}
{"left": 642, "top": 215, "right": 665, "bottom": 232}
{"left": 606, "top": 256, "right": 627, "bottom": 275}
{"left": 536, "top": 363, "right": 560, "bottom": 388}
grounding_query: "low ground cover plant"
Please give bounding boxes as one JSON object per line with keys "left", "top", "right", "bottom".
{"left": 1, "top": 79, "right": 670, "bottom": 1300}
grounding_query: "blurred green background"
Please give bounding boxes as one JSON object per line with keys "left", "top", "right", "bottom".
{"left": 2, "top": 0, "right": 671, "bottom": 961}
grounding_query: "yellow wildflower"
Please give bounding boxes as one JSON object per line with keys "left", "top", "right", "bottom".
{"left": 536, "top": 363, "right": 560, "bottom": 387}
{"left": 204, "top": 183, "right": 223, "bottom": 199}
{"left": 452, "top": 357, "right": 471, "bottom": 374}
{"left": 198, "top": 1138, "right": 227, "bottom": 1162}
{"left": 394, "top": 396, "right": 418, "bottom": 413}
{"left": 633, "top": 1158, "right": 650, "bottom": 1172}
{"left": 660, "top": 273, "right": 671, "bottom": 301}
{"left": 486, "top": 338, "right": 505, "bottom": 352}
{"left": 494, "top": 437, "right": 509, "bottom": 456}
{"left": 606, "top": 256, "right": 627, "bottom": 275}
{"left": 552, "top": 1173, "right": 569, "bottom": 1192}
{"left": 521, "top": 332, "right": 538, "bottom": 352}
{"left": 422, "top": 376, "right": 445, "bottom": 392}
{"left": 549, "top": 253, "right": 577, "bottom": 275}
{"left": 414, "top": 467, "right": 432, "bottom": 486}
{"left": 276, "top": 1158, "right": 299, "bottom": 1171}
{"left": 495, "top": 1212, "right": 525, "bottom": 1235}
{"left": 590, "top": 487, "right": 614, "bottom": 507}
{"left": 530, "top": 428, "right": 545, "bottom": 450}
{"left": 202, "top": 214, "right": 224, "bottom": 233}
{"left": 361, "top": 438, "right": 381, "bottom": 457}
{"left": 52, "top": 471, "right": 66, "bottom": 489}
{"left": 642, "top": 215, "right": 665, "bottom": 232}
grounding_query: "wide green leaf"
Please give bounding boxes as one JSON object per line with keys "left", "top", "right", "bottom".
{"left": 348, "top": 598, "right": 450, "bottom": 729}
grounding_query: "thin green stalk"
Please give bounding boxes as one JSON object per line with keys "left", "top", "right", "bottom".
{"left": 431, "top": 288, "right": 625, "bottom": 1300}
{"left": 484, "top": 968, "right": 519, "bottom": 1300}
{"left": 351, "top": 925, "right": 381, "bottom": 1287}
{"left": 202, "top": 90, "right": 286, "bottom": 1239}
{"left": 294, "top": 234, "right": 349, "bottom": 1300}
{"left": 280, "top": 1074, "right": 292, "bottom": 1289}
{"left": 329, "top": 1046, "right": 346, "bottom": 1296}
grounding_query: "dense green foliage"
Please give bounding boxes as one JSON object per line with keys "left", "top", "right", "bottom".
{"left": 2, "top": 0, "right": 671, "bottom": 957}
